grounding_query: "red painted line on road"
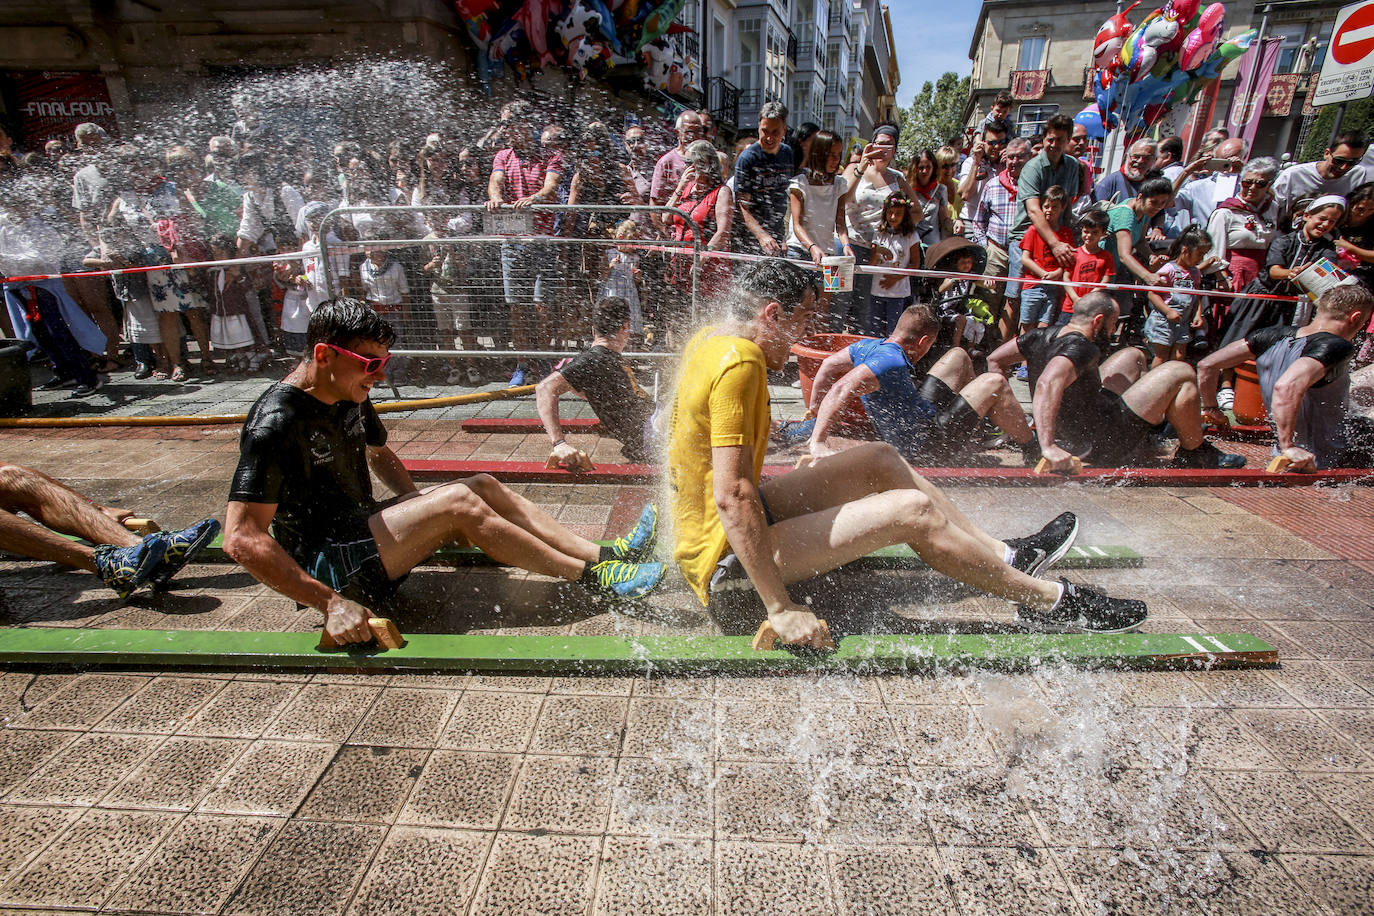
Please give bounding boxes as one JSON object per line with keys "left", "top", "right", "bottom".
{"left": 461, "top": 417, "right": 601, "bottom": 434}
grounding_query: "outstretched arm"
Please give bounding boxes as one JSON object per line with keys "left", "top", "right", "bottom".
{"left": 1031, "top": 355, "right": 1082, "bottom": 471}
{"left": 536, "top": 370, "right": 584, "bottom": 465}
{"left": 1196, "top": 338, "right": 1255, "bottom": 426}
{"left": 367, "top": 445, "right": 417, "bottom": 497}
{"left": 807, "top": 348, "right": 857, "bottom": 414}
{"left": 985, "top": 336, "right": 1024, "bottom": 376}
{"left": 1271, "top": 356, "right": 1327, "bottom": 469}
{"left": 809, "top": 364, "right": 880, "bottom": 456}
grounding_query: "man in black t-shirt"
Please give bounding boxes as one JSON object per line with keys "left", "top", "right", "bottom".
{"left": 988, "top": 291, "right": 1245, "bottom": 470}
{"left": 225, "top": 299, "right": 665, "bottom": 647}
{"left": 734, "top": 100, "right": 796, "bottom": 256}
{"left": 1198, "top": 285, "right": 1374, "bottom": 469}
{"left": 536, "top": 297, "right": 655, "bottom": 464}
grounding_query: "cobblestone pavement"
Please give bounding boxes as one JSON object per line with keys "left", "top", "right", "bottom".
{"left": 1, "top": 364, "right": 1372, "bottom": 915}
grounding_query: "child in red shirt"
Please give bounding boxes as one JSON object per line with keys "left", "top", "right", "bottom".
{"left": 1018, "top": 185, "right": 1072, "bottom": 333}
{"left": 1061, "top": 209, "right": 1116, "bottom": 325}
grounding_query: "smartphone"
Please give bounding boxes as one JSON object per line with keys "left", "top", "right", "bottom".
{"left": 1205, "top": 158, "right": 1231, "bottom": 170}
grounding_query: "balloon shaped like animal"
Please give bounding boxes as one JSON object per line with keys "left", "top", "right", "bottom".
{"left": 1144, "top": 14, "right": 1180, "bottom": 49}
{"left": 1167, "top": 0, "right": 1201, "bottom": 24}
{"left": 1132, "top": 43, "right": 1159, "bottom": 80}
{"left": 1094, "top": 0, "right": 1142, "bottom": 69}
{"left": 1180, "top": 2, "right": 1226, "bottom": 71}
{"left": 557, "top": 0, "right": 607, "bottom": 74}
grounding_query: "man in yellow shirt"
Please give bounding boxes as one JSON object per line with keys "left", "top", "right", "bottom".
{"left": 667, "top": 259, "right": 1148, "bottom": 645}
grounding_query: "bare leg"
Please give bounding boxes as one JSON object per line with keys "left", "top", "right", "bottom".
{"left": 157, "top": 312, "right": 186, "bottom": 371}
{"left": 766, "top": 489, "right": 1061, "bottom": 609}
{"left": 368, "top": 475, "right": 598, "bottom": 581}
{"left": 64, "top": 276, "right": 120, "bottom": 360}
{"left": 1100, "top": 347, "right": 1147, "bottom": 396}
{"left": 0, "top": 464, "right": 140, "bottom": 547}
{"left": 0, "top": 511, "right": 97, "bottom": 571}
{"left": 927, "top": 347, "right": 975, "bottom": 391}
{"left": 186, "top": 309, "right": 213, "bottom": 365}
{"left": 958, "top": 373, "right": 1032, "bottom": 443}
{"left": 1120, "top": 361, "right": 1205, "bottom": 448}
{"left": 761, "top": 442, "right": 1009, "bottom": 558}
{"left": 460, "top": 474, "right": 601, "bottom": 564}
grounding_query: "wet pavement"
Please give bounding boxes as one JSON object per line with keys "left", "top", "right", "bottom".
{"left": 1, "top": 360, "right": 1373, "bottom": 914}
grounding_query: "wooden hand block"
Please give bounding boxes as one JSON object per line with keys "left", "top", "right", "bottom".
{"left": 794, "top": 455, "right": 814, "bottom": 469}
{"left": 545, "top": 450, "right": 595, "bottom": 471}
{"left": 122, "top": 518, "right": 160, "bottom": 535}
{"left": 1266, "top": 455, "right": 1293, "bottom": 474}
{"left": 1034, "top": 456, "right": 1082, "bottom": 476}
{"left": 751, "top": 618, "right": 835, "bottom": 651}
{"left": 319, "top": 617, "right": 406, "bottom": 650}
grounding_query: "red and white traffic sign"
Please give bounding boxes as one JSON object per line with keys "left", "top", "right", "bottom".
{"left": 1314, "top": 1, "right": 1374, "bottom": 106}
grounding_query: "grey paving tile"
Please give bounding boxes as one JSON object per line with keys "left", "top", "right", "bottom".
{"left": 297, "top": 745, "right": 428, "bottom": 824}
{"left": 888, "top": 704, "right": 997, "bottom": 767}
{"left": 0, "top": 808, "right": 180, "bottom": 909}
{"left": 1266, "top": 660, "right": 1373, "bottom": 708}
{"left": 715, "top": 762, "right": 817, "bottom": 843}
{"left": 530, "top": 695, "right": 628, "bottom": 756}
{"left": 609, "top": 756, "right": 714, "bottom": 838}
{"left": 6, "top": 732, "right": 162, "bottom": 806}
{"left": 716, "top": 698, "right": 810, "bottom": 762}
{"left": 398, "top": 750, "right": 517, "bottom": 831}
{"left": 1301, "top": 772, "right": 1374, "bottom": 848}
{"left": 1147, "top": 708, "right": 1281, "bottom": 771}
{"left": 594, "top": 836, "right": 712, "bottom": 916}
{"left": 468, "top": 832, "right": 599, "bottom": 916}
{"left": 93, "top": 676, "right": 226, "bottom": 734}
{"left": 0, "top": 728, "right": 78, "bottom": 796}
{"left": 1058, "top": 847, "right": 1215, "bottom": 915}
{"left": 0, "top": 806, "right": 82, "bottom": 887}
{"left": 346, "top": 826, "right": 491, "bottom": 916}
{"left": 178, "top": 679, "right": 303, "bottom": 738}
{"left": 936, "top": 846, "right": 1083, "bottom": 916}
{"left": 812, "top": 764, "right": 933, "bottom": 845}
{"left": 223, "top": 820, "right": 385, "bottom": 916}
{"left": 1279, "top": 852, "right": 1374, "bottom": 916}
{"left": 828, "top": 845, "right": 955, "bottom": 916}
{"left": 106, "top": 814, "right": 282, "bottom": 914}
{"left": 349, "top": 688, "right": 459, "bottom": 748}
{"left": 104, "top": 736, "right": 245, "bottom": 811}
{"left": 1206, "top": 770, "right": 1371, "bottom": 853}
{"left": 913, "top": 766, "right": 1040, "bottom": 848}
{"left": 198, "top": 740, "right": 338, "bottom": 816}
{"left": 715, "top": 840, "right": 832, "bottom": 916}
{"left": 438, "top": 689, "right": 541, "bottom": 752}
{"left": 1229, "top": 708, "right": 1372, "bottom": 772}
{"left": 622, "top": 697, "right": 715, "bottom": 760}
{"left": 12, "top": 674, "right": 149, "bottom": 730}
{"left": 263, "top": 683, "right": 382, "bottom": 743}
{"left": 502, "top": 754, "right": 615, "bottom": 834}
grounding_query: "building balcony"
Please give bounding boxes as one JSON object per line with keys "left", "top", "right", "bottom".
{"left": 707, "top": 75, "right": 740, "bottom": 128}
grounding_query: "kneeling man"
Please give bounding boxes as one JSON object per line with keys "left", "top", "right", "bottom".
{"left": 667, "top": 260, "right": 1147, "bottom": 646}
{"left": 806, "top": 303, "right": 1041, "bottom": 465}
{"left": 225, "top": 299, "right": 663, "bottom": 646}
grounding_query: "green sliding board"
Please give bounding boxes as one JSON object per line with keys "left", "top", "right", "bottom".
{"left": 0, "top": 628, "right": 1275, "bottom": 674}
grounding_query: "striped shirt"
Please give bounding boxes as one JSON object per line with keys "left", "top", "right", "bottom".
{"left": 971, "top": 172, "right": 1016, "bottom": 248}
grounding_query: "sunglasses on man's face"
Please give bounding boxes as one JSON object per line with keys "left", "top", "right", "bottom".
{"left": 1331, "top": 155, "right": 1362, "bottom": 167}
{"left": 320, "top": 343, "right": 391, "bottom": 375}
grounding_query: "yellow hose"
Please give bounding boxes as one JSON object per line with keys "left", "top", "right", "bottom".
{"left": 0, "top": 385, "right": 536, "bottom": 429}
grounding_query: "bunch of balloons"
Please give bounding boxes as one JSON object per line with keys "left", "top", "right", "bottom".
{"left": 1091, "top": 0, "right": 1256, "bottom": 133}
{"left": 453, "top": 0, "right": 694, "bottom": 90}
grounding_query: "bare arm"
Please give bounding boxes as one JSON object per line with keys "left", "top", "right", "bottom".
{"left": 536, "top": 370, "right": 585, "bottom": 465}
{"left": 1026, "top": 196, "right": 1076, "bottom": 269}
{"left": 709, "top": 185, "right": 733, "bottom": 250}
{"left": 1271, "top": 357, "right": 1327, "bottom": 465}
{"left": 487, "top": 169, "right": 505, "bottom": 210}
{"left": 513, "top": 169, "right": 559, "bottom": 208}
{"left": 806, "top": 347, "right": 857, "bottom": 414}
{"left": 809, "top": 364, "right": 879, "bottom": 452}
{"left": 367, "top": 444, "right": 416, "bottom": 497}
{"left": 712, "top": 444, "right": 826, "bottom": 645}
{"left": 957, "top": 156, "right": 983, "bottom": 206}
{"left": 1031, "top": 355, "right": 1081, "bottom": 470}
{"left": 736, "top": 190, "right": 780, "bottom": 254}
{"left": 788, "top": 187, "right": 822, "bottom": 263}
{"left": 1114, "top": 227, "right": 1159, "bottom": 285}
{"left": 985, "top": 336, "right": 1024, "bottom": 376}
{"left": 223, "top": 501, "right": 373, "bottom": 644}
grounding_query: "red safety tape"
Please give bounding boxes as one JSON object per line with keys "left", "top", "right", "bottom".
{"left": 0, "top": 250, "right": 311, "bottom": 285}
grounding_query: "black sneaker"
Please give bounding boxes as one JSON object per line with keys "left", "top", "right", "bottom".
{"left": 1016, "top": 578, "right": 1148, "bottom": 634}
{"left": 38, "top": 375, "right": 75, "bottom": 391}
{"left": 1171, "top": 440, "right": 1246, "bottom": 470}
{"left": 1005, "top": 511, "right": 1078, "bottom": 578}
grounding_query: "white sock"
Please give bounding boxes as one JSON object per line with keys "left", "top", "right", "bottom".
{"left": 1049, "top": 581, "right": 1066, "bottom": 610}
{"left": 1003, "top": 543, "right": 1016, "bottom": 565}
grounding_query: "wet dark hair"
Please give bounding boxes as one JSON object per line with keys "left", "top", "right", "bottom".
{"left": 593, "top": 296, "right": 632, "bottom": 337}
{"left": 805, "top": 130, "right": 840, "bottom": 178}
{"left": 733, "top": 258, "right": 818, "bottom": 320}
{"left": 1319, "top": 283, "right": 1374, "bottom": 318}
{"left": 306, "top": 297, "right": 397, "bottom": 351}
{"left": 1079, "top": 209, "right": 1110, "bottom": 232}
{"left": 1345, "top": 182, "right": 1374, "bottom": 224}
{"left": 1139, "top": 176, "right": 1174, "bottom": 200}
{"left": 1169, "top": 225, "right": 1212, "bottom": 260}
{"left": 1072, "top": 290, "right": 1117, "bottom": 322}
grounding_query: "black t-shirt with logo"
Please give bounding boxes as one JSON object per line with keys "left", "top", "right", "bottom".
{"left": 1018, "top": 327, "right": 1106, "bottom": 444}
{"left": 1247, "top": 326, "right": 1354, "bottom": 388}
{"left": 229, "top": 382, "right": 387, "bottom": 563}
{"left": 559, "top": 345, "right": 653, "bottom": 461}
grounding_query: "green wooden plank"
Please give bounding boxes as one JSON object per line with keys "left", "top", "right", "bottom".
{"left": 50, "top": 534, "right": 1140, "bottom": 570}
{"left": 0, "top": 628, "right": 1276, "bottom": 674}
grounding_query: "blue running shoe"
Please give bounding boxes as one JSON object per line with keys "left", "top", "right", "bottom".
{"left": 773, "top": 417, "right": 816, "bottom": 446}
{"left": 611, "top": 504, "right": 658, "bottom": 562}
{"left": 1015, "top": 364, "right": 1029, "bottom": 381}
{"left": 146, "top": 518, "right": 221, "bottom": 591}
{"left": 510, "top": 365, "right": 528, "bottom": 387}
{"left": 586, "top": 559, "right": 665, "bottom": 600}
{"left": 94, "top": 537, "right": 166, "bottom": 599}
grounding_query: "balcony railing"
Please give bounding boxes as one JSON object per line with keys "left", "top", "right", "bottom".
{"left": 706, "top": 76, "right": 740, "bottom": 128}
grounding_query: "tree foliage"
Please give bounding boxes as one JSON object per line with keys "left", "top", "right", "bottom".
{"left": 897, "top": 72, "right": 971, "bottom": 162}
{"left": 1301, "top": 98, "right": 1374, "bottom": 162}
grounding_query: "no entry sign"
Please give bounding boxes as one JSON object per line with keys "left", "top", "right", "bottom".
{"left": 1314, "top": 1, "right": 1374, "bottom": 106}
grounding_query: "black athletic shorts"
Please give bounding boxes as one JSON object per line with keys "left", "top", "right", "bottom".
{"left": 1076, "top": 388, "right": 1163, "bottom": 468}
{"left": 301, "top": 512, "right": 405, "bottom": 608}
{"left": 897, "top": 375, "right": 984, "bottom": 464}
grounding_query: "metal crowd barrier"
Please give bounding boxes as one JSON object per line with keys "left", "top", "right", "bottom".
{"left": 316, "top": 204, "right": 708, "bottom": 363}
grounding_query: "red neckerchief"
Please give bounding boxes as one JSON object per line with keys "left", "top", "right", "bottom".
{"left": 997, "top": 168, "right": 1017, "bottom": 194}
{"left": 914, "top": 179, "right": 939, "bottom": 201}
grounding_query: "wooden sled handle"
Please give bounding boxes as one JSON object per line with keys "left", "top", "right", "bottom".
{"left": 1034, "top": 456, "right": 1082, "bottom": 476}
{"left": 545, "top": 449, "right": 595, "bottom": 471}
{"left": 1265, "top": 455, "right": 1292, "bottom": 474}
{"left": 319, "top": 617, "right": 405, "bottom": 650}
{"left": 752, "top": 618, "right": 835, "bottom": 651}
{"left": 122, "top": 517, "right": 160, "bottom": 535}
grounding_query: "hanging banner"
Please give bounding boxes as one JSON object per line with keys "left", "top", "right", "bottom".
{"left": 1266, "top": 73, "right": 1302, "bottom": 116}
{"left": 2, "top": 71, "right": 119, "bottom": 147}
{"left": 1010, "top": 70, "right": 1048, "bottom": 101}
{"left": 1225, "top": 37, "right": 1283, "bottom": 148}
